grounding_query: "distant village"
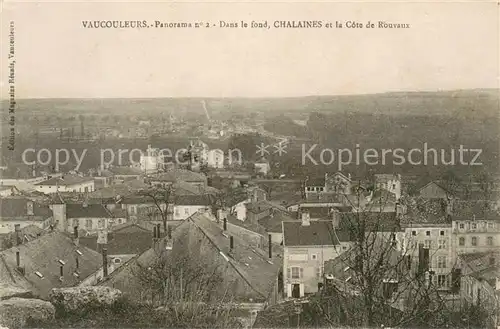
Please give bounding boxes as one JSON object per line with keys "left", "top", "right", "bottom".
{"left": 0, "top": 137, "right": 499, "bottom": 328}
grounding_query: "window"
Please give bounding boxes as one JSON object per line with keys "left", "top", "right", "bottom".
{"left": 437, "top": 274, "right": 447, "bottom": 287}
{"left": 316, "top": 267, "right": 322, "bottom": 279}
{"left": 72, "top": 219, "right": 79, "bottom": 227}
{"left": 291, "top": 267, "right": 302, "bottom": 279}
{"left": 459, "top": 237, "right": 465, "bottom": 246}
{"left": 117, "top": 218, "right": 122, "bottom": 225}
{"left": 487, "top": 236, "right": 493, "bottom": 246}
{"left": 424, "top": 240, "right": 432, "bottom": 249}
{"left": 184, "top": 208, "right": 190, "bottom": 215}
{"left": 437, "top": 256, "right": 447, "bottom": 268}
{"left": 175, "top": 208, "right": 180, "bottom": 217}
{"left": 114, "top": 258, "right": 121, "bottom": 264}
{"left": 471, "top": 223, "right": 477, "bottom": 229}
{"left": 440, "top": 230, "right": 445, "bottom": 236}
{"left": 412, "top": 230, "right": 416, "bottom": 236}
{"left": 98, "top": 219, "right": 105, "bottom": 229}
{"left": 488, "top": 222, "right": 494, "bottom": 229}
{"left": 438, "top": 240, "right": 447, "bottom": 249}
{"left": 489, "top": 257, "right": 495, "bottom": 266}
{"left": 471, "top": 236, "right": 477, "bottom": 246}
{"left": 426, "top": 231, "right": 430, "bottom": 236}
{"left": 85, "top": 219, "right": 92, "bottom": 230}
{"left": 84, "top": 186, "right": 88, "bottom": 193}
{"left": 459, "top": 223, "right": 465, "bottom": 229}
{"left": 311, "top": 254, "right": 318, "bottom": 260}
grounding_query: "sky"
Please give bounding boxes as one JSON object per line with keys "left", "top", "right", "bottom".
{"left": 0, "top": 0, "right": 499, "bottom": 98}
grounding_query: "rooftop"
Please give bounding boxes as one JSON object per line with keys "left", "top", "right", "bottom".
{"left": 258, "top": 210, "right": 297, "bottom": 233}
{"left": 186, "top": 212, "right": 282, "bottom": 302}
{"left": 66, "top": 203, "right": 113, "bottom": 219}
{"left": 148, "top": 169, "right": 206, "bottom": 183}
{"left": 108, "top": 166, "right": 143, "bottom": 176}
{"left": 35, "top": 174, "right": 94, "bottom": 186}
{"left": 80, "top": 223, "right": 152, "bottom": 256}
{"left": 0, "top": 232, "right": 103, "bottom": 299}
{"left": 0, "top": 197, "right": 53, "bottom": 220}
{"left": 283, "top": 220, "right": 343, "bottom": 246}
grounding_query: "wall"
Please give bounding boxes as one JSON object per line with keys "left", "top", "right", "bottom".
{"left": 79, "top": 263, "right": 116, "bottom": 286}
{"left": 173, "top": 205, "right": 208, "bottom": 220}
{"left": 283, "top": 245, "right": 344, "bottom": 297}
{"left": 36, "top": 181, "right": 95, "bottom": 194}
{"left": 67, "top": 217, "right": 122, "bottom": 233}
{"left": 453, "top": 220, "right": 500, "bottom": 255}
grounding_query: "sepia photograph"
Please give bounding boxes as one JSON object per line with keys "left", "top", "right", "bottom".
{"left": 0, "top": 1, "right": 499, "bottom": 328}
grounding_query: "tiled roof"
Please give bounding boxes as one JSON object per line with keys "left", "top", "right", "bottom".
{"left": 187, "top": 212, "right": 282, "bottom": 302}
{"left": 89, "top": 180, "right": 150, "bottom": 200}
{"left": 305, "top": 176, "right": 325, "bottom": 186}
{"left": 66, "top": 203, "right": 113, "bottom": 218}
{"left": 79, "top": 224, "right": 152, "bottom": 256}
{"left": 282, "top": 220, "right": 341, "bottom": 246}
{"left": 226, "top": 215, "right": 268, "bottom": 237}
{"left": 0, "top": 232, "right": 103, "bottom": 299}
{"left": 246, "top": 200, "right": 274, "bottom": 214}
{"left": 304, "top": 193, "right": 345, "bottom": 203}
{"left": 173, "top": 181, "right": 219, "bottom": 196}
{"left": 401, "top": 198, "right": 448, "bottom": 224}
{"left": 338, "top": 212, "right": 401, "bottom": 233}
{"left": 149, "top": 169, "right": 206, "bottom": 183}
{"left": 108, "top": 166, "right": 142, "bottom": 176}
{"left": 0, "top": 197, "right": 52, "bottom": 220}
{"left": 459, "top": 251, "right": 500, "bottom": 275}
{"left": 35, "top": 175, "right": 93, "bottom": 186}
{"left": 175, "top": 194, "right": 214, "bottom": 206}
{"left": 299, "top": 207, "right": 331, "bottom": 220}
{"left": 451, "top": 200, "right": 500, "bottom": 220}
{"left": 258, "top": 211, "right": 297, "bottom": 233}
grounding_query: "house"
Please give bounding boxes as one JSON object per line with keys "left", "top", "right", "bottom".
{"left": 173, "top": 212, "right": 283, "bottom": 304}
{"left": 0, "top": 197, "right": 54, "bottom": 234}
{"left": 418, "top": 181, "right": 450, "bottom": 199}
{"left": 0, "top": 231, "right": 110, "bottom": 299}
{"left": 374, "top": 174, "right": 402, "bottom": 200}
{"left": 108, "top": 166, "right": 143, "bottom": 182}
{"left": 323, "top": 237, "right": 409, "bottom": 311}
{"left": 304, "top": 176, "right": 326, "bottom": 197}
{"left": 188, "top": 139, "right": 209, "bottom": 171}
{"left": 458, "top": 251, "right": 500, "bottom": 328}
{"left": 35, "top": 174, "right": 95, "bottom": 194}
{"left": 79, "top": 222, "right": 153, "bottom": 266}
{"left": 0, "top": 186, "right": 14, "bottom": 197}
{"left": 0, "top": 224, "right": 44, "bottom": 251}
{"left": 324, "top": 172, "right": 352, "bottom": 195}
{"left": 451, "top": 201, "right": 500, "bottom": 255}
{"left": 140, "top": 145, "right": 164, "bottom": 174}
{"left": 257, "top": 209, "right": 297, "bottom": 245}
{"left": 207, "top": 149, "right": 225, "bottom": 169}
{"left": 254, "top": 157, "right": 271, "bottom": 176}
{"left": 91, "top": 169, "right": 113, "bottom": 189}
{"left": 282, "top": 216, "right": 351, "bottom": 298}
{"left": 399, "top": 222, "right": 455, "bottom": 290}
{"left": 148, "top": 169, "right": 207, "bottom": 188}
{"left": 51, "top": 201, "right": 126, "bottom": 234}
{"left": 173, "top": 195, "right": 213, "bottom": 220}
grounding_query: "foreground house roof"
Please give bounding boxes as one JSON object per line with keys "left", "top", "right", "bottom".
{"left": 66, "top": 203, "right": 113, "bottom": 218}
{"left": 181, "top": 212, "right": 282, "bottom": 302}
{"left": 0, "top": 232, "right": 103, "bottom": 298}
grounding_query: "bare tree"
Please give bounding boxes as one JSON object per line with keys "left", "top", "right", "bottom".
{"left": 132, "top": 247, "right": 242, "bottom": 328}
{"left": 138, "top": 184, "right": 175, "bottom": 237}
{"left": 309, "top": 185, "right": 488, "bottom": 328}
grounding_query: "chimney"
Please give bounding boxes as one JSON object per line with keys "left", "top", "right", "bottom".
{"left": 418, "top": 243, "right": 429, "bottom": 276}
{"left": 102, "top": 248, "right": 108, "bottom": 278}
{"left": 76, "top": 255, "right": 79, "bottom": 270}
{"left": 301, "top": 211, "right": 311, "bottom": 226}
{"left": 14, "top": 224, "right": 21, "bottom": 245}
{"left": 52, "top": 203, "right": 67, "bottom": 232}
{"left": 268, "top": 234, "right": 272, "bottom": 259}
{"left": 223, "top": 218, "right": 227, "bottom": 231}
{"left": 156, "top": 223, "right": 161, "bottom": 239}
{"left": 27, "top": 201, "right": 34, "bottom": 216}
{"left": 73, "top": 226, "right": 79, "bottom": 246}
{"left": 60, "top": 265, "right": 64, "bottom": 278}
{"left": 16, "top": 251, "right": 20, "bottom": 267}
{"left": 229, "top": 236, "right": 234, "bottom": 252}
